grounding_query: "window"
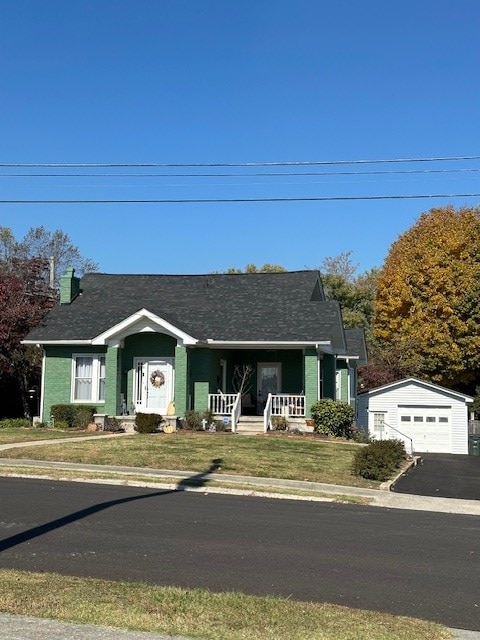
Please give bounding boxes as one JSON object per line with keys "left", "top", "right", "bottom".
{"left": 400, "top": 415, "right": 411, "bottom": 422}
{"left": 72, "top": 355, "right": 106, "bottom": 402}
{"left": 373, "top": 413, "right": 385, "bottom": 432}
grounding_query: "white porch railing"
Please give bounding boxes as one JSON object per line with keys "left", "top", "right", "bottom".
{"left": 264, "top": 393, "right": 273, "bottom": 432}
{"left": 208, "top": 392, "right": 241, "bottom": 433}
{"left": 271, "top": 394, "right": 305, "bottom": 417}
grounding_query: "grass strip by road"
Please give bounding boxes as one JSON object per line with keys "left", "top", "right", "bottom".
{"left": 0, "top": 569, "right": 451, "bottom": 640}
{"left": 0, "top": 464, "right": 372, "bottom": 503}
{"left": 0, "top": 431, "right": 380, "bottom": 489}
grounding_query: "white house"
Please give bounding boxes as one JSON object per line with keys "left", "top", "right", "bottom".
{"left": 357, "top": 378, "right": 473, "bottom": 455}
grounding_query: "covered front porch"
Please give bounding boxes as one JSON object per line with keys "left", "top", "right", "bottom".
{"left": 208, "top": 391, "right": 307, "bottom": 433}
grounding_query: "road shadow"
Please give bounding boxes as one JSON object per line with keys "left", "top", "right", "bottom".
{"left": 0, "top": 458, "right": 224, "bottom": 553}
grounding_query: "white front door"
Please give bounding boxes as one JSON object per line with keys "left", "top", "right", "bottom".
{"left": 134, "top": 358, "right": 174, "bottom": 414}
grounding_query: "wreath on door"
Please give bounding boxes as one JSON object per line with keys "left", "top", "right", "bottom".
{"left": 150, "top": 370, "right": 165, "bottom": 388}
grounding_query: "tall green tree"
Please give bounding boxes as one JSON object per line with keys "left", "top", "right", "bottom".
{"left": 374, "top": 205, "right": 480, "bottom": 390}
{"left": 224, "top": 263, "right": 287, "bottom": 274}
{"left": 320, "top": 251, "right": 378, "bottom": 335}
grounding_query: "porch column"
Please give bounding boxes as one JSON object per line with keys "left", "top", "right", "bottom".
{"left": 104, "top": 343, "right": 122, "bottom": 416}
{"left": 304, "top": 348, "right": 318, "bottom": 418}
{"left": 174, "top": 345, "right": 188, "bottom": 416}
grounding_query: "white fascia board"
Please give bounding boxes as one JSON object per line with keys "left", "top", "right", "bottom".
{"left": 205, "top": 340, "right": 331, "bottom": 350}
{"left": 91, "top": 308, "right": 197, "bottom": 346}
{"left": 336, "top": 355, "right": 360, "bottom": 361}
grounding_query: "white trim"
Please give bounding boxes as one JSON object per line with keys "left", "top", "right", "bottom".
{"left": 133, "top": 357, "right": 174, "bottom": 414}
{"left": 40, "top": 349, "right": 46, "bottom": 421}
{"left": 205, "top": 340, "right": 332, "bottom": 351}
{"left": 92, "top": 308, "right": 197, "bottom": 346}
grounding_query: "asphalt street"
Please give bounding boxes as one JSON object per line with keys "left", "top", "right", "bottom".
{"left": 0, "top": 476, "right": 479, "bottom": 631}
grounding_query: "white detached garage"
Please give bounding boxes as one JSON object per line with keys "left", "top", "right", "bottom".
{"left": 357, "top": 378, "right": 473, "bottom": 455}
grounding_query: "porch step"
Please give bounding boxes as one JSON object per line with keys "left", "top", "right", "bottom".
{"left": 235, "top": 416, "right": 265, "bottom": 434}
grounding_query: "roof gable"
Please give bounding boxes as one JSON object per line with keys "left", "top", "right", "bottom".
{"left": 360, "top": 377, "right": 474, "bottom": 402}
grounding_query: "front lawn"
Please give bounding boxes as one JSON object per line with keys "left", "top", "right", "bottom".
{"left": 0, "top": 432, "right": 379, "bottom": 488}
{"left": 0, "top": 428, "right": 105, "bottom": 445}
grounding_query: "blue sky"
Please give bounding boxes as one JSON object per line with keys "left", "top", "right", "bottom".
{"left": 1, "top": 0, "right": 479, "bottom": 276}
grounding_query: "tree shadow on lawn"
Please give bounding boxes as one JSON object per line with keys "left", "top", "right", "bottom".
{"left": 0, "top": 458, "right": 223, "bottom": 553}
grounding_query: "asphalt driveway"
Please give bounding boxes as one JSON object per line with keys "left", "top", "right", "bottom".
{"left": 393, "top": 453, "right": 480, "bottom": 500}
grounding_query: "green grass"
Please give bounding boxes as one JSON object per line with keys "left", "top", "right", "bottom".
{"left": 0, "top": 431, "right": 379, "bottom": 488}
{"left": 0, "top": 428, "right": 104, "bottom": 444}
{"left": 0, "top": 569, "right": 451, "bottom": 640}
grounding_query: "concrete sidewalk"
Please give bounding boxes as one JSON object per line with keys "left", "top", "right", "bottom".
{"left": 0, "top": 455, "right": 480, "bottom": 515}
{"left": 0, "top": 613, "right": 192, "bottom": 640}
{"left": 0, "top": 613, "right": 478, "bottom": 640}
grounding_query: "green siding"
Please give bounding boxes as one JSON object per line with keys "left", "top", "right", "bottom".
{"left": 189, "top": 349, "right": 211, "bottom": 411}
{"left": 174, "top": 345, "right": 188, "bottom": 416}
{"left": 104, "top": 345, "right": 122, "bottom": 416}
{"left": 42, "top": 345, "right": 106, "bottom": 422}
{"left": 304, "top": 348, "right": 318, "bottom": 417}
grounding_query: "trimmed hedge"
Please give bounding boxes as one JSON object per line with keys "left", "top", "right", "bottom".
{"left": 352, "top": 439, "right": 406, "bottom": 481}
{"left": 50, "top": 404, "right": 97, "bottom": 429}
{"left": 134, "top": 412, "right": 164, "bottom": 433}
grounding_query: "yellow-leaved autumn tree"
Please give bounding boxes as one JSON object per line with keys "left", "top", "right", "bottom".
{"left": 374, "top": 205, "right": 480, "bottom": 389}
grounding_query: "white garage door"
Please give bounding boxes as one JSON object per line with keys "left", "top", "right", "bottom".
{"left": 398, "top": 406, "right": 451, "bottom": 453}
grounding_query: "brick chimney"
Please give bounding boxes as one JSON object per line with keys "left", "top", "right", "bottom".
{"left": 60, "top": 267, "right": 80, "bottom": 304}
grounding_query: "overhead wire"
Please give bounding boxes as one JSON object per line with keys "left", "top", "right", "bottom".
{"left": 2, "top": 193, "right": 480, "bottom": 204}
{"left": 1, "top": 154, "right": 480, "bottom": 168}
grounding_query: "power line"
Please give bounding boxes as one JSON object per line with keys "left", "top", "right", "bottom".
{"left": 1, "top": 155, "right": 480, "bottom": 168}
{"left": 2, "top": 193, "right": 480, "bottom": 204}
{"left": 1, "top": 168, "right": 480, "bottom": 178}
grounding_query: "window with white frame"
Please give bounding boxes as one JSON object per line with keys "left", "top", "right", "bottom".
{"left": 72, "top": 354, "right": 106, "bottom": 402}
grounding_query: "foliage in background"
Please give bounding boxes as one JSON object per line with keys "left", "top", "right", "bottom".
{"left": 224, "top": 263, "right": 287, "bottom": 273}
{"left": 310, "top": 399, "right": 355, "bottom": 438}
{"left": 352, "top": 439, "right": 406, "bottom": 481}
{"left": 0, "top": 227, "right": 98, "bottom": 418}
{"left": 320, "top": 252, "right": 378, "bottom": 336}
{"left": 374, "top": 206, "right": 480, "bottom": 391}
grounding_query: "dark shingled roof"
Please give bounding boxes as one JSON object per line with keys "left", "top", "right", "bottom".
{"left": 344, "top": 328, "right": 368, "bottom": 364}
{"left": 25, "top": 270, "right": 346, "bottom": 349}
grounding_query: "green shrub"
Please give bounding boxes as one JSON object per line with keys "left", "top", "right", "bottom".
{"left": 270, "top": 415, "right": 288, "bottom": 431}
{"left": 310, "top": 399, "right": 355, "bottom": 438}
{"left": 50, "top": 404, "right": 97, "bottom": 429}
{"left": 0, "top": 418, "right": 32, "bottom": 429}
{"left": 182, "top": 410, "right": 203, "bottom": 431}
{"left": 53, "top": 420, "right": 70, "bottom": 431}
{"left": 50, "top": 404, "right": 75, "bottom": 426}
{"left": 352, "top": 439, "right": 406, "bottom": 481}
{"left": 134, "top": 412, "right": 163, "bottom": 433}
